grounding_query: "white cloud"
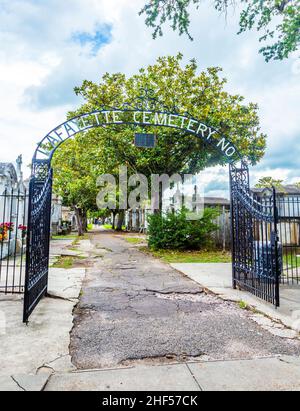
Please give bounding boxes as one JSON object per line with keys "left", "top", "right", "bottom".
{"left": 0, "top": 0, "right": 298, "bottom": 187}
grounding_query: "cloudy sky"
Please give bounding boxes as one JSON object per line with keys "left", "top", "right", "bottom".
{"left": 0, "top": 0, "right": 299, "bottom": 196}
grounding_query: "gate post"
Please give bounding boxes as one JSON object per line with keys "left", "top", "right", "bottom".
{"left": 229, "top": 162, "right": 251, "bottom": 290}
{"left": 23, "top": 161, "right": 53, "bottom": 323}
{"left": 23, "top": 176, "right": 34, "bottom": 323}
{"left": 229, "top": 164, "right": 237, "bottom": 289}
{"left": 272, "top": 187, "right": 280, "bottom": 308}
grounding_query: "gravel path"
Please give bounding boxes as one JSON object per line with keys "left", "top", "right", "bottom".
{"left": 70, "top": 231, "right": 300, "bottom": 369}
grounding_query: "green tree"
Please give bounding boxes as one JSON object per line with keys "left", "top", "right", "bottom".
{"left": 52, "top": 135, "right": 104, "bottom": 236}
{"left": 255, "top": 176, "right": 284, "bottom": 189}
{"left": 140, "top": 0, "right": 300, "bottom": 61}
{"left": 72, "top": 54, "right": 266, "bottom": 171}
{"left": 53, "top": 54, "right": 266, "bottom": 233}
{"left": 52, "top": 133, "right": 135, "bottom": 233}
{"left": 88, "top": 209, "right": 111, "bottom": 225}
{"left": 147, "top": 207, "right": 220, "bottom": 250}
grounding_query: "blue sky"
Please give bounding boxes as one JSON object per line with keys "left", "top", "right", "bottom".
{"left": 0, "top": 0, "right": 299, "bottom": 196}
{"left": 72, "top": 25, "right": 112, "bottom": 56}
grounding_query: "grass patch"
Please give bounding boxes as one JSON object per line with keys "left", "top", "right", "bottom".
{"left": 72, "top": 237, "right": 80, "bottom": 246}
{"left": 238, "top": 301, "right": 249, "bottom": 310}
{"left": 72, "top": 234, "right": 89, "bottom": 246}
{"left": 140, "top": 248, "right": 232, "bottom": 263}
{"left": 103, "top": 224, "right": 126, "bottom": 231}
{"left": 68, "top": 247, "right": 79, "bottom": 252}
{"left": 103, "top": 224, "right": 113, "bottom": 230}
{"left": 124, "top": 237, "right": 145, "bottom": 245}
{"left": 52, "top": 234, "right": 89, "bottom": 244}
{"left": 52, "top": 234, "right": 77, "bottom": 241}
{"left": 51, "top": 256, "right": 75, "bottom": 269}
{"left": 51, "top": 255, "right": 86, "bottom": 269}
{"left": 283, "top": 252, "right": 300, "bottom": 268}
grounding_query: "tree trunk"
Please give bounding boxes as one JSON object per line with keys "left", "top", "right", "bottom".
{"left": 159, "top": 183, "right": 163, "bottom": 213}
{"left": 75, "top": 207, "right": 84, "bottom": 236}
{"left": 154, "top": 185, "right": 163, "bottom": 215}
{"left": 82, "top": 211, "right": 88, "bottom": 233}
{"left": 112, "top": 212, "right": 116, "bottom": 230}
{"left": 116, "top": 210, "right": 125, "bottom": 231}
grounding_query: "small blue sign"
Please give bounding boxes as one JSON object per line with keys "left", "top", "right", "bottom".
{"left": 134, "top": 133, "right": 156, "bottom": 148}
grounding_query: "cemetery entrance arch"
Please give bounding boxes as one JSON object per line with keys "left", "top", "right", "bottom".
{"left": 23, "top": 91, "right": 281, "bottom": 322}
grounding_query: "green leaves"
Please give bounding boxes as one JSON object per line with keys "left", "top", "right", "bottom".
{"left": 52, "top": 135, "right": 104, "bottom": 212}
{"left": 239, "top": 0, "right": 300, "bottom": 61}
{"left": 255, "top": 176, "right": 285, "bottom": 189}
{"left": 140, "top": 0, "right": 300, "bottom": 61}
{"left": 139, "top": 0, "right": 199, "bottom": 40}
{"left": 53, "top": 54, "right": 266, "bottom": 216}
{"left": 74, "top": 54, "right": 266, "bottom": 169}
{"left": 147, "top": 208, "right": 220, "bottom": 250}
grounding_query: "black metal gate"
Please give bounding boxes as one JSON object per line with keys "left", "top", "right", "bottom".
{"left": 21, "top": 93, "right": 289, "bottom": 321}
{"left": 230, "top": 162, "right": 281, "bottom": 307}
{"left": 23, "top": 161, "right": 53, "bottom": 322}
{"left": 276, "top": 195, "right": 300, "bottom": 285}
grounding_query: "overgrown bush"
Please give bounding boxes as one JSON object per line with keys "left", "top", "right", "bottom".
{"left": 147, "top": 208, "right": 220, "bottom": 250}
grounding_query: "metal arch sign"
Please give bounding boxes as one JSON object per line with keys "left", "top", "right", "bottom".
{"left": 34, "top": 108, "right": 242, "bottom": 162}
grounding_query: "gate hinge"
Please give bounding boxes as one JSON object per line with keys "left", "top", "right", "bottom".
{"left": 271, "top": 231, "right": 279, "bottom": 246}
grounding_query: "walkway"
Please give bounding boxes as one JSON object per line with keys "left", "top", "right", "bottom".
{"left": 172, "top": 263, "right": 300, "bottom": 334}
{"left": 2, "top": 231, "right": 300, "bottom": 391}
{"left": 70, "top": 231, "right": 300, "bottom": 370}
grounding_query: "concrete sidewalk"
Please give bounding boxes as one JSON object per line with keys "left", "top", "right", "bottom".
{"left": 0, "top": 255, "right": 86, "bottom": 391}
{"left": 44, "top": 356, "right": 300, "bottom": 391}
{"left": 2, "top": 354, "right": 300, "bottom": 391}
{"left": 172, "top": 263, "right": 300, "bottom": 334}
{"left": 2, "top": 237, "right": 300, "bottom": 392}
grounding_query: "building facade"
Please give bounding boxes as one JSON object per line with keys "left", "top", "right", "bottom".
{"left": 252, "top": 185, "right": 300, "bottom": 247}
{"left": 0, "top": 157, "right": 27, "bottom": 260}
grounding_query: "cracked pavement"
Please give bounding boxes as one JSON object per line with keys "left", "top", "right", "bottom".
{"left": 70, "top": 231, "right": 300, "bottom": 370}
{"left": 0, "top": 238, "right": 85, "bottom": 391}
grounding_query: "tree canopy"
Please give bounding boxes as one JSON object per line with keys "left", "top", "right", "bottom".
{"left": 255, "top": 176, "right": 284, "bottom": 189}
{"left": 71, "top": 54, "right": 266, "bottom": 170}
{"left": 52, "top": 135, "right": 104, "bottom": 234}
{"left": 139, "top": 1, "right": 300, "bottom": 61}
{"left": 52, "top": 54, "right": 266, "bottom": 232}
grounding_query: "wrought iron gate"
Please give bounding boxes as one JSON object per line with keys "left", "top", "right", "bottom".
{"left": 230, "top": 162, "right": 281, "bottom": 307}
{"left": 276, "top": 195, "right": 300, "bottom": 285}
{"left": 21, "top": 91, "right": 288, "bottom": 321}
{"left": 23, "top": 161, "right": 53, "bottom": 322}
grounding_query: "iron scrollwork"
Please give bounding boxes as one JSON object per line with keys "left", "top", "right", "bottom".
{"left": 230, "top": 163, "right": 280, "bottom": 307}
{"left": 23, "top": 167, "right": 53, "bottom": 322}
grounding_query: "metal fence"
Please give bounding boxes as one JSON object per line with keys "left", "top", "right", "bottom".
{"left": 230, "top": 164, "right": 281, "bottom": 307}
{"left": 277, "top": 196, "right": 300, "bottom": 285}
{"left": 233, "top": 190, "right": 280, "bottom": 306}
{"left": 256, "top": 194, "right": 300, "bottom": 286}
{"left": 0, "top": 188, "right": 28, "bottom": 294}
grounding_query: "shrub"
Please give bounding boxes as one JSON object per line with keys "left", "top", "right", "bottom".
{"left": 147, "top": 208, "right": 220, "bottom": 250}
